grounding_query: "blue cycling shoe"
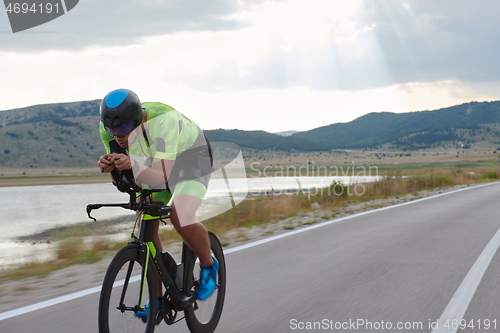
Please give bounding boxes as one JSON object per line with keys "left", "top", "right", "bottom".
{"left": 197, "top": 256, "right": 219, "bottom": 301}
{"left": 134, "top": 298, "right": 162, "bottom": 319}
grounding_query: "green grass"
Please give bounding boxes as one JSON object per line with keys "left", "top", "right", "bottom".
{"left": 480, "top": 171, "right": 500, "bottom": 180}
{"left": 374, "top": 161, "right": 500, "bottom": 171}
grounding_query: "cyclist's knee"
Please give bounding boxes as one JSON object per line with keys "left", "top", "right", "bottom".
{"left": 172, "top": 195, "right": 201, "bottom": 228}
{"left": 170, "top": 211, "right": 198, "bottom": 231}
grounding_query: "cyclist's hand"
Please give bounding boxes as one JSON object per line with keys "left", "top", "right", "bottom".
{"left": 98, "top": 154, "right": 115, "bottom": 173}
{"left": 111, "top": 153, "right": 133, "bottom": 171}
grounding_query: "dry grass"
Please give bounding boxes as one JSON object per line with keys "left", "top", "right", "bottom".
{"left": 202, "top": 168, "right": 499, "bottom": 232}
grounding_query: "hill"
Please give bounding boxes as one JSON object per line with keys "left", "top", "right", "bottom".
{"left": 1, "top": 99, "right": 500, "bottom": 169}
{"left": 0, "top": 100, "right": 102, "bottom": 169}
{"left": 292, "top": 101, "right": 500, "bottom": 150}
{"left": 204, "top": 129, "right": 325, "bottom": 151}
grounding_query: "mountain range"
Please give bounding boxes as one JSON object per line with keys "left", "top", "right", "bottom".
{"left": 1, "top": 100, "right": 499, "bottom": 168}
{"left": 207, "top": 101, "right": 500, "bottom": 151}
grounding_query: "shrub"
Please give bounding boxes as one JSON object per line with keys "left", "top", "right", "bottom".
{"left": 480, "top": 171, "right": 500, "bottom": 180}
{"left": 430, "top": 175, "right": 451, "bottom": 187}
{"left": 329, "top": 181, "right": 348, "bottom": 197}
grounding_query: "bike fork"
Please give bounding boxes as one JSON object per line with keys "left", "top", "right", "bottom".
{"left": 117, "top": 260, "right": 135, "bottom": 312}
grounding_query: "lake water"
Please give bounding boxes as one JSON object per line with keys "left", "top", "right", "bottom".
{"left": 0, "top": 175, "right": 380, "bottom": 268}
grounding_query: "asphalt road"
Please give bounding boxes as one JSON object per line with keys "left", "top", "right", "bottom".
{"left": 2, "top": 182, "right": 500, "bottom": 333}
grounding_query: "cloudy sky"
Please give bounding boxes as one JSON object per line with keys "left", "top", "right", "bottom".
{"left": 0, "top": 0, "right": 499, "bottom": 132}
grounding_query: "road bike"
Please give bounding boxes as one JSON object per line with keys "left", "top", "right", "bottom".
{"left": 87, "top": 171, "right": 226, "bottom": 333}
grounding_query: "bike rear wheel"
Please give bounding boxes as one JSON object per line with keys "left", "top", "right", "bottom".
{"left": 98, "top": 244, "right": 158, "bottom": 333}
{"left": 184, "top": 231, "right": 226, "bottom": 333}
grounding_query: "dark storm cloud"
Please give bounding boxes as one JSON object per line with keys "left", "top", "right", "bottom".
{"left": 0, "top": 0, "right": 279, "bottom": 52}
{"left": 171, "top": 0, "right": 500, "bottom": 92}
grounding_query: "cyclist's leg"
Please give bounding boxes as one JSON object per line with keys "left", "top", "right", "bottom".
{"left": 169, "top": 194, "right": 213, "bottom": 267}
{"left": 170, "top": 194, "right": 219, "bottom": 300}
{"left": 168, "top": 178, "right": 213, "bottom": 266}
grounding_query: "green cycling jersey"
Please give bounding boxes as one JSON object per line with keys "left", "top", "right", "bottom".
{"left": 99, "top": 102, "right": 210, "bottom": 211}
{"left": 99, "top": 102, "right": 201, "bottom": 160}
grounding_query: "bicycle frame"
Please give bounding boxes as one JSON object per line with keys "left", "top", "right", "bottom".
{"left": 87, "top": 189, "right": 198, "bottom": 315}
{"left": 134, "top": 213, "right": 198, "bottom": 312}
{"left": 94, "top": 169, "right": 226, "bottom": 333}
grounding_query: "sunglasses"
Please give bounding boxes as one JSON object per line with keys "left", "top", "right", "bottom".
{"left": 105, "top": 121, "right": 135, "bottom": 138}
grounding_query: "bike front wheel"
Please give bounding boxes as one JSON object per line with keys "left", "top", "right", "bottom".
{"left": 183, "top": 231, "right": 226, "bottom": 333}
{"left": 98, "top": 244, "right": 158, "bottom": 333}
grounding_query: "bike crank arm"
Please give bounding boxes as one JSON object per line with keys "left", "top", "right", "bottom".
{"left": 116, "top": 304, "right": 146, "bottom": 313}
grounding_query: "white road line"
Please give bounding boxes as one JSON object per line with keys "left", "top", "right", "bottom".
{"left": 1, "top": 181, "right": 499, "bottom": 321}
{"left": 431, "top": 228, "right": 500, "bottom": 333}
{"left": 0, "top": 286, "right": 101, "bottom": 321}
{"left": 0, "top": 276, "right": 142, "bottom": 321}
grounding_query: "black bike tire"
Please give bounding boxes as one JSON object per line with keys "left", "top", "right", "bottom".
{"left": 98, "top": 244, "right": 158, "bottom": 333}
{"left": 184, "top": 231, "right": 226, "bottom": 333}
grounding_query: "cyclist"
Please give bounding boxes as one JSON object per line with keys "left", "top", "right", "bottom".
{"left": 97, "top": 88, "right": 218, "bottom": 316}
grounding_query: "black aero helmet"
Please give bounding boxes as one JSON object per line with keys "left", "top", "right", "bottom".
{"left": 100, "top": 89, "right": 143, "bottom": 130}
